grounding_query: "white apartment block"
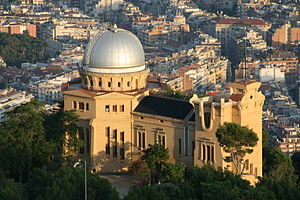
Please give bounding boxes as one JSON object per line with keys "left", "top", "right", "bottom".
{"left": 0, "top": 89, "right": 33, "bottom": 122}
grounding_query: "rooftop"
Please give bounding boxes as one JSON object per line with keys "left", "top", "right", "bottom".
{"left": 134, "top": 96, "right": 193, "bottom": 120}
{"left": 216, "top": 18, "right": 270, "bottom": 26}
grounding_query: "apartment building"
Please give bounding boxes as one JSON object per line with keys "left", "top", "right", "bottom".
{"left": 0, "top": 88, "right": 33, "bottom": 122}
{"left": 0, "top": 22, "right": 37, "bottom": 37}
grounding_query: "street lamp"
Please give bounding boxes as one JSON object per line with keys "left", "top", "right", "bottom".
{"left": 74, "top": 159, "right": 87, "bottom": 200}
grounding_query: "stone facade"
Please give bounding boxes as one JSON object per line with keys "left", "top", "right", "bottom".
{"left": 64, "top": 80, "right": 264, "bottom": 184}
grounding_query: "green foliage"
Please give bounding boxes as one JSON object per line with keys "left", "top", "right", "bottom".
{"left": 126, "top": 165, "right": 277, "bottom": 200}
{"left": 124, "top": 185, "right": 170, "bottom": 200}
{"left": 142, "top": 144, "right": 169, "bottom": 184}
{"left": 291, "top": 152, "right": 300, "bottom": 180}
{"left": 152, "top": 183, "right": 184, "bottom": 200}
{"left": 0, "top": 100, "right": 118, "bottom": 200}
{"left": 124, "top": 183, "right": 184, "bottom": 200}
{"left": 25, "top": 167, "right": 119, "bottom": 200}
{"left": 129, "top": 159, "right": 151, "bottom": 183}
{"left": 216, "top": 122, "right": 258, "bottom": 174}
{"left": 257, "top": 178, "right": 300, "bottom": 200}
{"left": 184, "top": 166, "right": 276, "bottom": 200}
{"left": 0, "top": 100, "right": 53, "bottom": 182}
{"left": 260, "top": 140, "right": 300, "bottom": 200}
{"left": 0, "top": 102, "right": 77, "bottom": 178}
{"left": 262, "top": 129, "right": 270, "bottom": 149}
{"left": 153, "top": 87, "right": 208, "bottom": 101}
{"left": 263, "top": 147, "right": 297, "bottom": 185}
{"left": 44, "top": 110, "right": 83, "bottom": 165}
{"left": 0, "top": 32, "right": 47, "bottom": 67}
{"left": 161, "top": 163, "right": 185, "bottom": 183}
{"left": 0, "top": 172, "right": 24, "bottom": 200}
{"left": 134, "top": 145, "right": 185, "bottom": 185}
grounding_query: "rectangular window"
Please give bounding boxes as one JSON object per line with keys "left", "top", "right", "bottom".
{"left": 245, "top": 159, "right": 249, "bottom": 171}
{"left": 142, "top": 132, "right": 145, "bottom": 149}
{"left": 105, "top": 105, "right": 110, "bottom": 112}
{"left": 211, "top": 145, "right": 214, "bottom": 162}
{"left": 113, "top": 145, "right": 117, "bottom": 158}
{"left": 114, "top": 129, "right": 118, "bottom": 157}
{"left": 120, "top": 132, "right": 125, "bottom": 160}
{"left": 162, "top": 136, "right": 165, "bottom": 147}
{"left": 192, "top": 141, "right": 195, "bottom": 156}
{"left": 138, "top": 132, "right": 142, "bottom": 148}
{"left": 120, "top": 147, "right": 125, "bottom": 160}
{"left": 120, "top": 105, "right": 125, "bottom": 112}
{"left": 207, "top": 145, "right": 211, "bottom": 161}
{"left": 79, "top": 128, "right": 84, "bottom": 154}
{"left": 86, "top": 103, "right": 89, "bottom": 111}
{"left": 113, "top": 129, "right": 117, "bottom": 140}
{"left": 255, "top": 167, "right": 258, "bottom": 176}
{"left": 106, "top": 127, "right": 110, "bottom": 155}
{"left": 134, "top": 130, "right": 137, "bottom": 146}
{"left": 179, "top": 138, "right": 182, "bottom": 155}
{"left": 250, "top": 163, "right": 253, "bottom": 174}
{"left": 73, "top": 101, "right": 77, "bottom": 109}
{"left": 184, "top": 127, "right": 189, "bottom": 155}
{"left": 157, "top": 135, "right": 161, "bottom": 144}
{"left": 113, "top": 105, "right": 117, "bottom": 112}
{"left": 202, "top": 144, "right": 206, "bottom": 161}
{"left": 86, "top": 128, "right": 90, "bottom": 154}
{"left": 120, "top": 132, "right": 124, "bottom": 143}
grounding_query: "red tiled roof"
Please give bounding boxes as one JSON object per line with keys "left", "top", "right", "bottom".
{"left": 77, "top": 89, "right": 97, "bottom": 97}
{"left": 230, "top": 94, "right": 244, "bottom": 101}
{"left": 216, "top": 18, "right": 270, "bottom": 26}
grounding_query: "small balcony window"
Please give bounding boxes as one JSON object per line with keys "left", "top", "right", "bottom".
{"left": 105, "top": 105, "right": 110, "bottom": 112}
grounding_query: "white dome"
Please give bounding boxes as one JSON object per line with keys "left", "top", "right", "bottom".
{"left": 83, "top": 27, "right": 145, "bottom": 74}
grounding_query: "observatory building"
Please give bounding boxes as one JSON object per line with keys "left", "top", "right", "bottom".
{"left": 64, "top": 26, "right": 264, "bottom": 183}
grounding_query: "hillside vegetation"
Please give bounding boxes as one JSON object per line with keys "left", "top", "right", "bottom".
{"left": 0, "top": 32, "right": 47, "bottom": 67}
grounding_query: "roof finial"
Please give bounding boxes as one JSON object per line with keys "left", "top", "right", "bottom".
{"left": 113, "top": 24, "right": 118, "bottom": 29}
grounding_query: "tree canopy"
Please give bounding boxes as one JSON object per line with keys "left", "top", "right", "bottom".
{"left": 216, "top": 122, "right": 258, "bottom": 174}
{"left": 0, "top": 32, "right": 47, "bottom": 67}
{"left": 141, "top": 144, "right": 169, "bottom": 184}
{"left": 153, "top": 87, "right": 208, "bottom": 101}
{"left": 0, "top": 101, "right": 118, "bottom": 200}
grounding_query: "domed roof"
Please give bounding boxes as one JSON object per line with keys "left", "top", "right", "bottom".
{"left": 83, "top": 27, "right": 145, "bottom": 74}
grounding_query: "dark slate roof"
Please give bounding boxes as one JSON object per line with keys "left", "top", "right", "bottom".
{"left": 134, "top": 96, "right": 194, "bottom": 120}
{"left": 189, "top": 113, "right": 195, "bottom": 122}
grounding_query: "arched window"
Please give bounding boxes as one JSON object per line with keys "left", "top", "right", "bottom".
{"left": 207, "top": 145, "right": 211, "bottom": 161}
{"left": 204, "top": 112, "right": 211, "bottom": 128}
{"left": 99, "top": 78, "right": 102, "bottom": 87}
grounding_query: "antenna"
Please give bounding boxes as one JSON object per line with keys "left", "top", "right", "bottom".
{"left": 241, "top": 39, "right": 248, "bottom": 81}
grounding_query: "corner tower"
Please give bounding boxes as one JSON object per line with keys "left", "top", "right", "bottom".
{"left": 64, "top": 26, "right": 149, "bottom": 172}
{"left": 193, "top": 81, "right": 264, "bottom": 184}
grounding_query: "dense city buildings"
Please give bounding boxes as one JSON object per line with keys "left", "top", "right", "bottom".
{"left": 0, "top": 88, "right": 33, "bottom": 122}
{"left": 0, "top": 0, "right": 300, "bottom": 197}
